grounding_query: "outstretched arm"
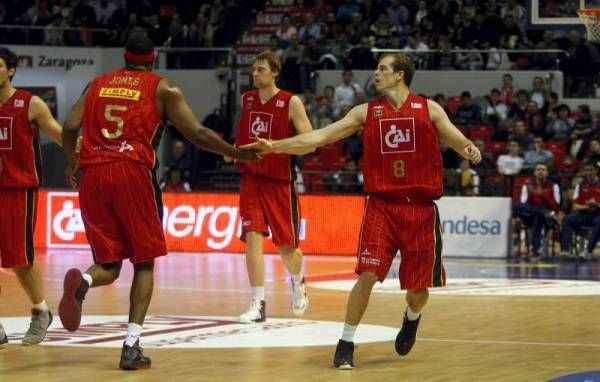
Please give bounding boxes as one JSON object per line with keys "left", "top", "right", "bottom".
{"left": 29, "top": 95, "right": 62, "bottom": 146}
{"left": 245, "top": 103, "right": 367, "bottom": 155}
{"left": 428, "top": 99, "right": 481, "bottom": 164}
{"left": 63, "top": 88, "right": 88, "bottom": 187}
{"left": 159, "top": 79, "right": 257, "bottom": 162}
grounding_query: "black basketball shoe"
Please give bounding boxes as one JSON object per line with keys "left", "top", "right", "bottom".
{"left": 119, "top": 339, "right": 151, "bottom": 370}
{"left": 333, "top": 339, "right": 355, "bottom": 369}
{"left": 395, "top": 313, "right": 420, "bottom": 356}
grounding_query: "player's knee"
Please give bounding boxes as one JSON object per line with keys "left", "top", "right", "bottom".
{"left": 358, "top": 271, "right": 379, "bottom": 286}
{"left": 133, "top": 260, "right": 154, "bottom": 272}
{"left": 12, "top": 263, "right": 33, "bottom": 274}
{"left": 101, "top": 261, "right": 123, "bottom": 279}
{"left": 277, "top": 245, "right": 298, "bottom": 257}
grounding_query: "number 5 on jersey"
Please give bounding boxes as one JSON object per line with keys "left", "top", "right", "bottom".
{"left": 102, "top": 104, "right": 127, "bottom": 139}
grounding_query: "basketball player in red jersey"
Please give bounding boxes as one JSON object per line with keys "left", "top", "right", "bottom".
{"left": 235, "top": 51, "right": 313, "bottom": 324}
{"left": 59, "top": 35, "right": 258, "bottom": 370}
{"left": 0, "top": 47, "right": 63, "bottom": 346}
{"left": 244, "top": 53, "right": 481, "bottom": 369}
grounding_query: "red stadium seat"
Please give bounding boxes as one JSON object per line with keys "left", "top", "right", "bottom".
{"left": 512, "top": 176, "right": 531, "bottom": 203}
{"left": 455, "top": 124, "right": 468, "bottom": 137}
{"left": 470, "top": 124, "right": 495, "bottom": 143}
{"left": 487, "top": 141, "right": 507, "bottom": 160}
{"left": 446, "top": 96, "right": 462, "bottom": 116}
{"left": 544, "top": 142, "right": 567, "bottom": 165}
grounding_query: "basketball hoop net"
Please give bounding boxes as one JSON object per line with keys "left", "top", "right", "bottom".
{"left": 577, "top": 9, "right": 600, "bottom": 42}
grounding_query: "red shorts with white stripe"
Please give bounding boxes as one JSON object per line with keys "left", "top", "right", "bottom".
{"left": 356, "top": 195, "right": 445, "bottom": 289}
{"left": 239, "top": 173, "right": 300, "bottom": 248}
{"left": 79, "top": 161, "right": 167, "bottom": 264}
{"left": 0, "top": 188, "right": 37, "bottom": 268}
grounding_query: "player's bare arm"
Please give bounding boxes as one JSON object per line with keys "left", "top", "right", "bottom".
{"left": 159, "top": 79, "right": 258, "bottom": 162}
{"left": 245, "top": 103, "right": 367, "bottom": 155}
{"left": 63, "top": 88, "right": 88, "bottom": 187}
{"left": 289, "top": 95, "right": 313, "bottom": 135}
{"left": 29, "top": 95, "right": 62, "bottom": 146}
{"left": 428, "top": 99, "right": 481, "bottom": 164}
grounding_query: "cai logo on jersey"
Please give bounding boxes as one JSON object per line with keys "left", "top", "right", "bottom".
{"left": 379, "top": 118, "right": 416, "bottom": 154}
{"left": 47, "top": 192, "right": 88, "bottom": 248}
{"left": 0, "top": 117, "right": 13, "bottom": 150}
{"left": 248, "top": 112, "right": 273, "bottom": 139}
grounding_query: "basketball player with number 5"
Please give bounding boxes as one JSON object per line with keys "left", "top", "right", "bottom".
{"left": 60, "top": 35, "right": 258, "bottom": 370}
{"left": 243, "top": 53, "right": 481, "bottom": 369}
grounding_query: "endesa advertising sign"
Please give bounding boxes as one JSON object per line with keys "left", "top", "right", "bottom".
{"left": 34, "top": 192, "right": 512, "bottom": 258}
{"left": 34, "top": 191, "right": 364, "bottom": 255}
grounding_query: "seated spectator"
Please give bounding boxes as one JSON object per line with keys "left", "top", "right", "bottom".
{"left": 456, "top": 159, "right": 480, "bottom": 196}
{"left": 508, "top": 120, "right": 534, "bottom": 151}
{"left": 530, "top": 76, "right": 549, "bottom": 109}
{"left": 523, "top": 136, "right": 554, "bottom": 172}
{"left": 472, "top": 139, "right": 496, "bottom": 176}
{"left": 497, "top": 140, "right": 524, "bottom": 176}
{"left": 546, "top": 104, "right": 574, "bottom": 142}
{"left": 507, "top": 89, "right": 530, "bottom": 122}
{"left": 165, "top": 140, "right": 192, "bottom": 181}
{"left": 299, "top": 86, "right": 318, "bottom": 117}
{"left": 570, "top": 104, "right": 595, "bottom": 159}
{"left": 346, "top": 35, "right": 376, "bottom": 69}
{"left": 484, "top": 88, "right": 508, "bottom": 127}
{"left": 523, "top": 101, "right": 545, "bottom": 138}
{"left": 582, "top": 138, "right": 600, "bottom": 169}
{"left": 333, "top": 69, "right": 363, "bottom": 118}
{"left": 345, "top": 12, "right": 369, "bottom": 45}
{"left": 324, "top": 159, "right": 363, "bottom": 193}
{"left": 455, "top": 91, "right": 482, "bottom": 127}
{"left": 276, "top": 15, "right": 297, "bottom": 42}
{"left": 312, "top": 104, "right": 333, "bottom": 129}
{"left": 560, "top": 163, "right": 600, "bottom": 259}
{"left": 160, "top": 169, "right": 192, "bottom": 192}
{"left": 442, "top": 141, "right": 461, "bottom": 193}
{"left": 513, "top": 163, "right": 560, "bottom": 256}
{"left": 500, "top": 73, "right": 518, "bottom": 106}
{"left": 369, "top": 12, "right": 399, "bottom": 48}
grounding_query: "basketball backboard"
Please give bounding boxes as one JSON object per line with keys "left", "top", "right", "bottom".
{"left": 529, "top": 0, "right": 600, "bottom": 26}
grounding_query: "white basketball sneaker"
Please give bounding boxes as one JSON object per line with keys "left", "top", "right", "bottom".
{"left": 291, "top": 277, "right": 309, "bottom": 316}
{"left": 0, "top": 323, "right": 7, "bottom": 345}
{"left": 238, "top": 299, "right": 266, "bottom": 324}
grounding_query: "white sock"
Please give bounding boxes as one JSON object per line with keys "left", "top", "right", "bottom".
{"left": 406, "top": 306, "right": 421, "bottom": 321}
{"left": 125, "top": 323, "right": 143, "bottom": 347}
{"left": 32, "top": 300, "right": 49, "bottom": 312}
{"left": 341, "top": 323, "right": 357, "bottom": 343}
{"left": 291, "top": 270, "right": 304, "bottom": 284}
{"left": 82, "top": 273, "right": 93, "bottom": 287}
{"left": 251, "top": 286, "right": 265, "bottom": 301}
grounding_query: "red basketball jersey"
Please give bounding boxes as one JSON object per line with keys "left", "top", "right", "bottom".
{"left": 362, "top": 94, "right": 443, "bottom": 200}
{"left": 78, "top": 68, "right": 164, "bottom": 169}
{"left": 0, "top": 90, "right": 42, "bottom": 189}
{"left": 235, "top": 89, "right": 295, "bottom": 181}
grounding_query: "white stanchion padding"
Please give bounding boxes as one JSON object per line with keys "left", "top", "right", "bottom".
{"left": 436, "top": 197, "right": 512, "bottom": 258}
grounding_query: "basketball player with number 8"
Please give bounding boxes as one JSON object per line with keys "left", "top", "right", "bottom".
{"left": 243, "top": 53, "right": 481, "bottom": 369}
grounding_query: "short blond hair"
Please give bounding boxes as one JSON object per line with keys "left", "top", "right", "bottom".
{"left": 253, "top": 51, "right": 282, "bottom": 79}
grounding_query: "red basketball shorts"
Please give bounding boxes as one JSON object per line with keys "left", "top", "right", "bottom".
{"left": 0, "top": 188, "right": 37, "bottom": 268}
{"left": 356, "top": 195, "right": 446, "bottom": 289}
{"left": 79, "top": 161, "right": 167, "bottom": 264}
{"left": 239, "top": 173, "right": 300, "bottom": 248}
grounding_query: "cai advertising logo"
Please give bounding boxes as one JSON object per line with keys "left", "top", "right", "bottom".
{"left": 379, "top": 117, "right": 416, "bottom": 154}
{"left": 46, "top": 191, "right": 88, "bottom": 248}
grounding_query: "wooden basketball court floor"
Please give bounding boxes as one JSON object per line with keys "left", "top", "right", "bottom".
{"left": 1, "top": 250, "right": 599, "bottom": 381}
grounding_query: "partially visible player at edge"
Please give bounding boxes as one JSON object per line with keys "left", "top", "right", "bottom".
{"left": 234, "top": 51, "right": 312, "bottom": 324}
{"left": 0, "top": 47, "right": 62, "bottom": 346}
{"left": 243, "top": 53, "right": 481, "bottom": 369}
{"left": 59, "top": 34, "right": 258, "bottom": 370}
